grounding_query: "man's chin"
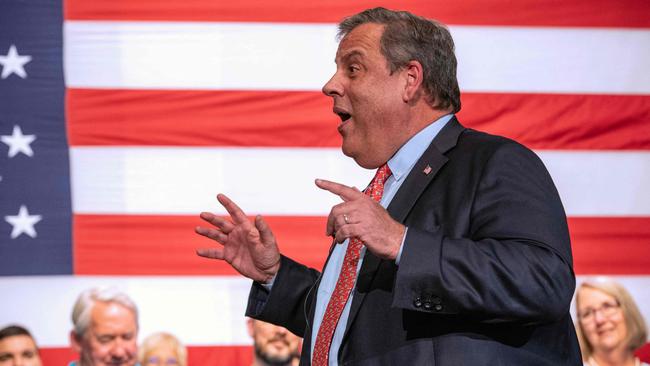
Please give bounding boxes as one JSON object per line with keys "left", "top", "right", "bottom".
{"left": 350, "top": 153, "right": 383, "bottom": 170}
{"left": 341, "top": 145, "right": 367, "bottom": 167}
{"left": 340, "top": 142, "right": 354, "bottom": 158}
{"left": 99, "top": 360, "right": 136, "bottom": 366}
{"left": 256, "top": 347, "right": 292, "bottom": 366}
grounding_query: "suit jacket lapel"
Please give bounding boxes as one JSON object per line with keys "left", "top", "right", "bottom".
{"left": 387, "top": 116, "right": 464, "bottom": 222}
{"left": 342, "top": 117, "right": 465, "bottom": 341}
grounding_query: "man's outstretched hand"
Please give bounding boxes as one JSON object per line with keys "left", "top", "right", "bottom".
{"left": 195, "top": 193, "right": 281, "bottom": 283}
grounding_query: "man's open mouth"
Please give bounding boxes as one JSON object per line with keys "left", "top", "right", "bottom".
{"left": 337, "top": 112, "right": 351, "bottom": 122}
{"left": 333, "top": 107, "right": 351, "bottom": 122}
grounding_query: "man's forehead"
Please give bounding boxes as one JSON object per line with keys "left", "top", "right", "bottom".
{"left": 92, "top": 301, "right": 131, "bottom": 315}
{"left": 0, "top": 335, "right": 37, "bottom": 350}
{"left": 90, "top": 302, "right": 136, "bottom": 327}
{"left": 335, "top": 23, "right": 384, "bottom": 61}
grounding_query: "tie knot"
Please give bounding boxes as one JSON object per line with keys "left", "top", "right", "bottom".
{"left": 364, "top": 163, "right": 392, "bottom": 202}
{"left": 375, "top": 163, "right": 392, "bottom": 186}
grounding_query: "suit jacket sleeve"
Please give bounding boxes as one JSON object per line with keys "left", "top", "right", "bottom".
{"left": 393, "top": 139, "right": 575, "bottom": 324}
{"left": 245, "top": 255, "right": 321, "bottom": 337}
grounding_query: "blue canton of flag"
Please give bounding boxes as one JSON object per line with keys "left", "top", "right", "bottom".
{"left": 0, "top": 0, "right": 72, "bottom": 275}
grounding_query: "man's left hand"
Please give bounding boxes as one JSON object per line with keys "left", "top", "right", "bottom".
{"left": 315, "top": 178, "right": 405, "bottom": 260}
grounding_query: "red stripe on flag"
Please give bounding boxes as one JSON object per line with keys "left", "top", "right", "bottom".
{"left": 188, "top": 345, "right": 253, "bottom": 366}
{"left": 458, "top": 92, "right": 650, "bottom": 151}
{"left": 74, "top": 215, "right": 650, "bottom": 275}
{"left": 73, "top": 215, "right": 331, "bottom": 275}
{"left": 67, "top": 89, "right": 650, "bottom": 150}
{"left": 38, "top": 348, "right": 78, "bottom": 366}
{"left": 569, "top": 217, "right": 650, "bottom": 274}
{"left": 64, "top": 0, "right": 650, "bottom": 28}
{"left": 66, "top": 89, "right": 339, "bottom": 148}
{"left": 39, "top": 345, "right": 254, "bottom": 366}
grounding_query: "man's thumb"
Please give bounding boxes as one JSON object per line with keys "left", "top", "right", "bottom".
{"left": 255, "top": 215, "right": 274, "bottom": 244}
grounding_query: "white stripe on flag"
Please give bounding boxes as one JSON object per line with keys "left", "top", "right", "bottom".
{"left": 64, "top": 21, "right": 338, "bottom": 91}
{"left": 70, "top": 147, "right": 375, "bottom": 215}
{"left": 64, "top": 21, "right": 650, "bottom": 94}
{"left": 453, "top": 26, "right": 650, "bottom": 94}
{"left": 539, "top": 151, "right": 650, "bottom": 217}
{"left": 69, "top": 147, "right": 650, "bottom": 216}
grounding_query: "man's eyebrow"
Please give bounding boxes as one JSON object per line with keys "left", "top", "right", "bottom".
{"left": 336, "top": 50, "right": 364, "bottom": 64}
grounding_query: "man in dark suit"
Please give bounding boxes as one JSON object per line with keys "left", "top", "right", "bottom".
{"left": 196, "top": 7, "right": 581, "bottom": 365}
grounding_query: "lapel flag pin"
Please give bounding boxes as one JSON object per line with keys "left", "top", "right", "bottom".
{"left": 423, "top": 164, "right": 432, "bottom": 175}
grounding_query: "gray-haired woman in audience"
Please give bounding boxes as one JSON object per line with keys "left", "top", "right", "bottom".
{"left": 575, "top": 278, "right": 648, "bottom": 366}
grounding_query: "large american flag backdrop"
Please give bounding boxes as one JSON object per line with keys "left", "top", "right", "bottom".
{"left": 1, "top": 0, "right": 649, "bottom": 364}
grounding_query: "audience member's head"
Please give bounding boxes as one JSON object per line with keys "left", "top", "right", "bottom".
{"left": 138, "top": 332, "right": 186, "bottom": 366}
{"left": 575, "top": 278, "right": 648, "bottom": 365}
{"left": 247, "top": 318, "right": 301, "bottom": 366}
{"left": 69, "top": 287, "right": 139, "bottom": 366}
{"left": 0, "top": 325, "right": 42, "bottom": 366}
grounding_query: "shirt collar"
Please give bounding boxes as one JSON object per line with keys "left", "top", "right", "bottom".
{"left": 387, "top": 114, "right": 453, "bottom": 182}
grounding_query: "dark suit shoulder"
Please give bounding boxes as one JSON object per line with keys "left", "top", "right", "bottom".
{"left": 459, "top": 128, "right": 532, "bottom": 153}
{"left": 450, "top": 127, "right": 572, "bottom": 262}
{"left": 451, "top": 128, "right": 547, "bottom": 171}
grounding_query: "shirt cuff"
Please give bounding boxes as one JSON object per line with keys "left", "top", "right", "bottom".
{"left": 260, "top": 273, "right": 276, "bottom": 291}
{"left": 395, "top": 227, "right": 408, "bottom": 265}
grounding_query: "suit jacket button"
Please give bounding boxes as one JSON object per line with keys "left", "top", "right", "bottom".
{"left": 413, "top": 298, "right": 422, "bottom": 308}
{"left": 434, "top": 304, "right": 443, "bottom": 311}
{"left": 432, "top": 296, "right": 442, "bottom": 305}
{"left": 423, "top": 302, "right": 433, "bottom": 310}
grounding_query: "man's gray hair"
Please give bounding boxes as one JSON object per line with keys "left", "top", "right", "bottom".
{"left": 71, "top": 287, "right": 139, "bottom": 337}
{"left": 338, "top": 7, "right": 461, "bottom": 113}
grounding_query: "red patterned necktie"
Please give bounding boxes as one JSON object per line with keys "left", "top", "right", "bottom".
{"left": 312, "top": 163, "right": 392, "bottom": 366}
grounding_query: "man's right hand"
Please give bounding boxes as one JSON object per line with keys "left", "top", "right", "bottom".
{"left": 195, "top": 193, "right": 281, "bottom": 283}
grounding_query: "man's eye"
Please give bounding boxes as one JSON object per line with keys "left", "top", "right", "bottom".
{"left": 0, "top": 354, "right": 12, "bottom": 361}
{"left": 98, "top": 336, "right": 113, "bottom": 344}
{"left": 122, "top": 333, "right": 135, "bottom": 341}
{"left": 22, "top": 350, "right": 36, "bottom": 358}
{"left": 348, "top": 65, "right": 359, "bottom": 74}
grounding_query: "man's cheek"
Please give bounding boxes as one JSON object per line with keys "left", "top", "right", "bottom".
{"left": 93, "top": 344, "right": 110, "bottom": 362}
{"left": 127, "top": 343, "right": 137, "bottom": 357}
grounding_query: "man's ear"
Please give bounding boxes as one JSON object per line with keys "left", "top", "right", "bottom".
{"left": 70, "top": 331, "right": 83, "bottom": 354}
{"left": 402, "top": 60, "right": 424, "bottom": 103}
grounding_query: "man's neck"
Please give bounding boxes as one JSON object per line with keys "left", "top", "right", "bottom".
{"left": 406, "top": 104, "right": 452, "bottom": 140}
{"left": 252, "top": 356, "right": 292, "bottom": 366}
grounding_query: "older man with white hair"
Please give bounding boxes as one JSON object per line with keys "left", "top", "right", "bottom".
{"left": 69, "top": 288, "right": 139, "bottom": 366}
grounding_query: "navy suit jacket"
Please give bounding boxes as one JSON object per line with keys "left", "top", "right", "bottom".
{"left": 246, "top": 117, "right": 582, "bottom": 365}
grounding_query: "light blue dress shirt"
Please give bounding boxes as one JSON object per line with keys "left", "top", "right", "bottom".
{"left": 310, "top": 114, "right": 452, "bottom": 365}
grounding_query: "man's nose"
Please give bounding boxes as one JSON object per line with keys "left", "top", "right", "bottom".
{"left": 110, "top": 340, "right": 128, "bottom": 359}
{"left": 322, "top": 72, "right": 343, "bottom": 97}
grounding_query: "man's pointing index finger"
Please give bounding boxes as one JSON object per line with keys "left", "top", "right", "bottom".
{"left": 315, "top": 179, "right": 363, "bottom": 202}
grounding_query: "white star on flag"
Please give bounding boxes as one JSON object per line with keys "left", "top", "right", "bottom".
{"left": 0, "top": 45, "right": 32, "bottom": 79}
{"left": 4, "top": 205, "right": 42, "bottom": 239}
{"left": 1, "top": 125, "right": 36, "bottom": 158}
